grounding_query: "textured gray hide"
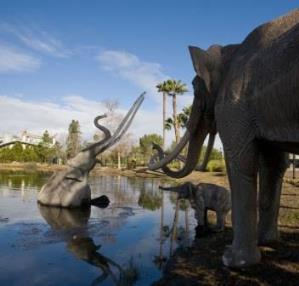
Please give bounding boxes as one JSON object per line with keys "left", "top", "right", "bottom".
{"left": 150, "top": 9, "right": 299, "bottom": 267}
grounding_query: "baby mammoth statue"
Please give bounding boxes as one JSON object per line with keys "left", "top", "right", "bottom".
{"left": 160, "top": 182, "right": 231, "bottom": 232}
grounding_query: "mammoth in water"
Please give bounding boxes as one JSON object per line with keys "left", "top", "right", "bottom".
{"left": 38, "top": 93, "right": 144, "bottom": 208}
{"left": 149, "top": 9, "right": 299, "bottom": 267}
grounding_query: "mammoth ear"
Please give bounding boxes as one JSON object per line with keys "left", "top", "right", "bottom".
{"left": 189, "top": 46, "right": 212, "bottom": 90}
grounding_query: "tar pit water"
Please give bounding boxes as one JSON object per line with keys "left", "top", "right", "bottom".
{"left": 0, "top": 171, "right": 197, "bottom": 286}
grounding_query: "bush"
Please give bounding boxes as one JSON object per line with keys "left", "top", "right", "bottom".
{"left": 207, "top": 160, "right": 226, "bottom": 172}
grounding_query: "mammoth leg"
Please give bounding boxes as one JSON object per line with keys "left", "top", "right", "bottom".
{"left": 215, "top": 210, "right": 226, "bottom": 232}
{"left": 258, "top": 143, "right": 288, "bottom": 244}
{"left": 194, "top": 196, "right": 210, "bottom": 236}
{"left": 222, "top": 141, "right": 261, "bottom": 267}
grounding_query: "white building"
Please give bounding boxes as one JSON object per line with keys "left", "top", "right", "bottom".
{"left": 0, "top": 130, "right": 56, "bottom": 149}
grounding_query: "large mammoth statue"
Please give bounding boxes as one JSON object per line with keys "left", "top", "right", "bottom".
{"left": 38, "top": 93, "right": 144, "bottom": 208}
{"left": 149, "top": 9, "right": 299, "bottom": 267}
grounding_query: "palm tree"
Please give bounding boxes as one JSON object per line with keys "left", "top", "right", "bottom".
{"left": 165, "top": 105, "right": 191, "bottom": 131}
{"left": 156, "top": 81, "right": 171, "bottom": 149}
{"left": 165, "top": 80, "right": 188, "bottom": 143}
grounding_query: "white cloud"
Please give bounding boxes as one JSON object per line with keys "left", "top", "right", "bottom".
{"left": 96, "top": 49, "right": 194, "bottom": 116}
{"left": 0, "top": 94, "right": 162, "bottom": 146}
{"left": 96, "top": 50, "right": 168, "bottom": 99}
{"left": 0, "top": 94, "right": 223, "bottom": 150}
{"left": 0, "top": 45, "right": 41, "bottom": 73}
{"left": 1, "top": 23, "right": 71, "bottom": 58}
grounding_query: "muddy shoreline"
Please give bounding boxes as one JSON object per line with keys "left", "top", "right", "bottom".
{"left": 153, "top": 172, "right": 299, "bottom": 286}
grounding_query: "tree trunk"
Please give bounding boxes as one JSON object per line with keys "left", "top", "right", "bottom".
{"left": 117, "top": 151, "right": 121, "bottom": 169}
{"left": 172, "top": 94, "right": 180, "bottom": 143}
{"left": 163, "top": 92, "right": 166, "bottom": 149}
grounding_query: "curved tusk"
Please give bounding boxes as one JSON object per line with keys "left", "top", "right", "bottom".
{"left": 86, "top": 92, "right": 145, "bottom": 155}
{"left": 109, "top": 92, "right": 145, "bottom": 142}
{"left": 99, "top": 92, "right": 145, "bottom": 152}
{"left": 175, "top": 132, "right": 216, "bottom": 171}
{"left": 152, "top": 121, "right": 209, "bottom": 178}
{"left": 148, "top": 131, "right": 190, "bottom": 170}
{"left": 197, "top": 132, "right": 215, "bottom": 171}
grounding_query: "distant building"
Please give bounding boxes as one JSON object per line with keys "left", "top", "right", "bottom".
{"left": 0, "top": 130, "right": 56, "bottom": 149}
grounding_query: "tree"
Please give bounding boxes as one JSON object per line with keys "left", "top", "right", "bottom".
{"left": 140, "top": 134, "right": 162, "bottom": 154}
{"left": 156, "top": 81, "right": 171, "bottom": 148}
{"left": 165, "top": 105, "right": 191, "bottom": 131}
{"left": 11, "top": 142, "right": 23, "bottom": 161}
{"left": 42, "top": 130, "right": 52, "bottom": 145}
{"left": 165, "top": 80, "right": 188, "bottom": 143}
{"left": 66, "top": 120, "right": 81, "bottom": 159}
{"left": 111, "top": 133, "right": 134, "bottom": 169}
{"left": 139, "top": 134, "right": 163, "bottom": 164}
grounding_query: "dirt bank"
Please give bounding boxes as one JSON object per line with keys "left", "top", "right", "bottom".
{"left": 154, "top": 172, "right": 299, "bottom": 286}
{"left": 0, "top": 162, "right": 66, "bottom": 173}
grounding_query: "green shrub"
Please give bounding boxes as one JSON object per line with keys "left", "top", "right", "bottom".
{"left": 207, "top": 160, "right": 226, "bottom": 172}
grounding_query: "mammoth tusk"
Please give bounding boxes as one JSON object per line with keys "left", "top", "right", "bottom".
{"left": 99, "top": 92, "right": 145, "bottom": 151}
{"left": 174, "top": 132, "right": 216, "bottom": 171}
{"left": 148, "top": 131, "right": 190, "bottom": 170}
{"left": 106, "top": 93, "right": 144, "bottom": 146}
{"left": 84, "top": 92, "right": 145, "bottom": 155}
{"left": 197, "top": 132, "right": 215, "bottom": 171}
{"left": 151, "top": 124, "right": 209, "bottom": 178}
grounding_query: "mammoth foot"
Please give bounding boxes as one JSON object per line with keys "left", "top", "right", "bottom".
{"left": 222, "top": 245, "right": 261, "bottom": 268}
{"left": 90, "top": 195, "right": 110, "bottom": 208}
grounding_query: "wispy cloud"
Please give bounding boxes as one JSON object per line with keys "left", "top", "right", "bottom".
{"left": 96, "top": 49, "right": 194, "bottom": 111}
{"left": 1, "top": 23, "right": 71, "bottom": 58}
{"left": 96, "top": 50, "right": 168, "bottom": 98}
{"left": 0, "top": 94, "right": 222, "bottom": 149}
{"left": 0, "top": 94, "right": 162, "bottom": 144}
{"left": 0, "top": 45, "right": 41, "bottom": 73}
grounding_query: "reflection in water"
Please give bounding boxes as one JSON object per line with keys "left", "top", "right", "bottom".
{"left": 154, "top": 192, "right": 192, "bottom": 268}
{"left": 0, "top": 170, "right": 48, "bottom": 190}
{"left": 138, "top": 183, "right": 162, "bottom": 211}
{"left": 0, "top": 173, "right": 198, "bottom": 285}
{"left": 39, "top": 206, "right": 138, "bottom": 285}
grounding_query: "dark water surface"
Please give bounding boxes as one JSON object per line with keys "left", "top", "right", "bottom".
{"left": 0, "top": 171, "right": 197, "bottom": 286}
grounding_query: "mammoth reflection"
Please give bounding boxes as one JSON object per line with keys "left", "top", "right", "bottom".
{"left": 38, "top": 205, "right": 138, "bottom": 285}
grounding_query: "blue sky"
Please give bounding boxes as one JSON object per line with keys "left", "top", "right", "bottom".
{"left": 0, "top": 0, "right": 298, "bottom": 147}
